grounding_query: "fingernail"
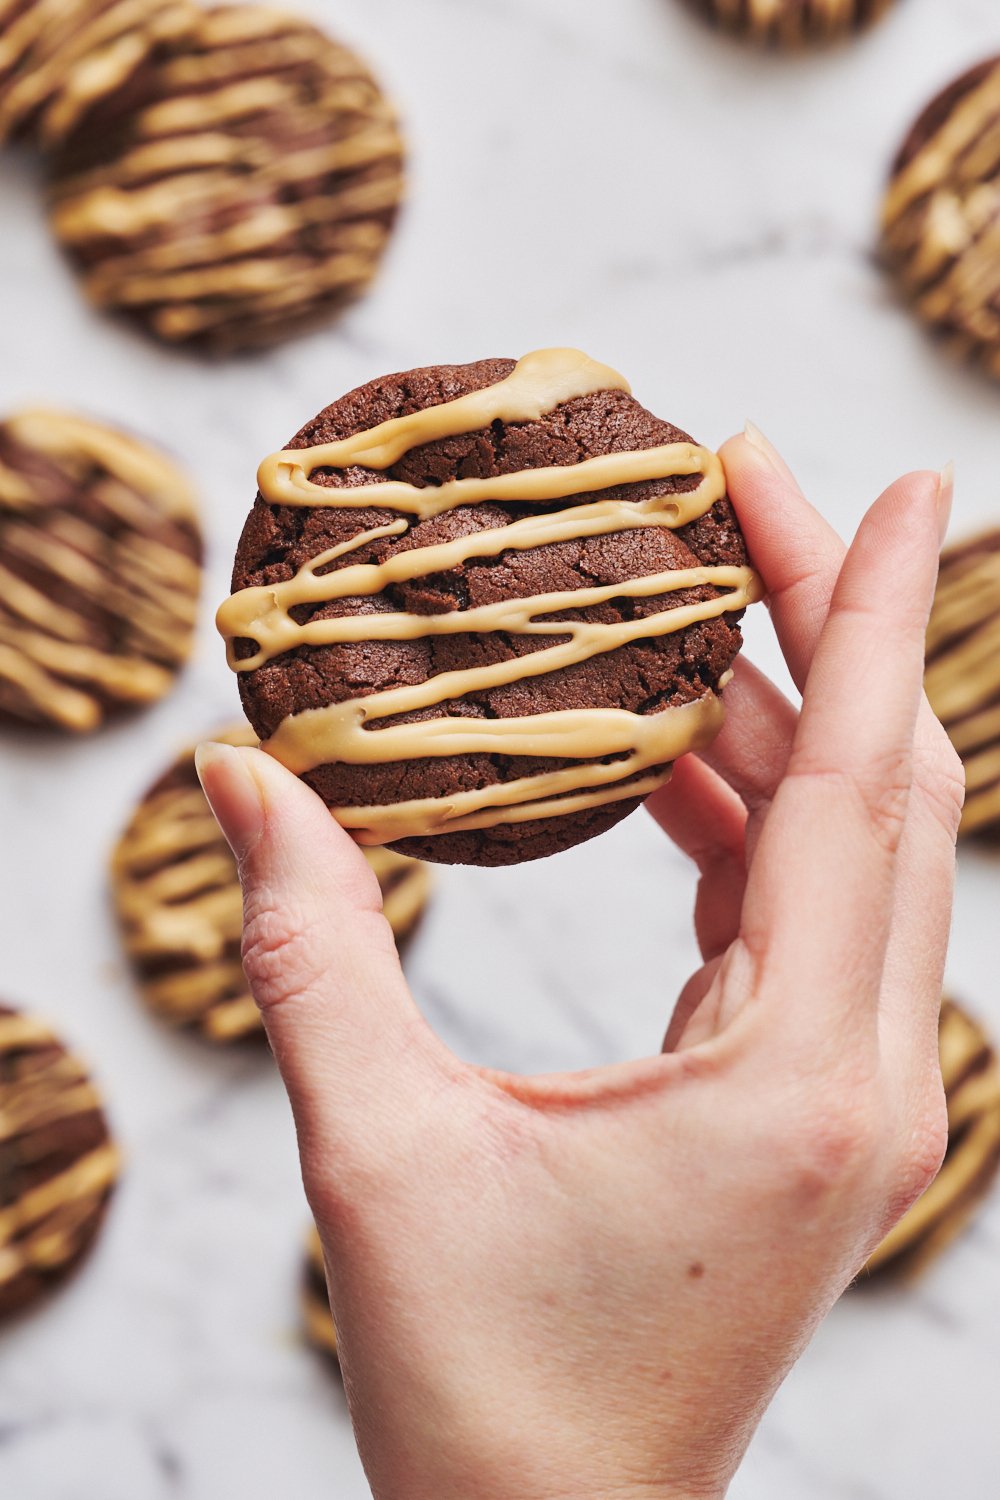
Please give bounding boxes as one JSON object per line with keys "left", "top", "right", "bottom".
{"left": 744, "top": 420, "right": 785, "bottom": 475}
{"left": 937, "top": 462, "right": 954, "bottom": 547}
{"left": 195, "top": 741, "right": 265, "bottom": 860}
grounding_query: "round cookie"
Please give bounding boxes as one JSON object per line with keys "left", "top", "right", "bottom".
{"left": 684, "top": 0, "right": 896, "bottom": 46}
{"left": 882, "top": 58, "right": 1000, "bottom": 378}
{"left": 218, "top": 348, "right": 759, "bottom": 867}
{"left": 0, "top": 408, "right": 201, "bottom": 732}
{"left": 0, "top": 1004, "right": 120, "bottom": 1318}
{"left": 0, "top": 0, "right": 194, "bottom": 146}
{"left": 301, "top": 1222, "right": 337, "bottom": 1362}
{"left": 864, "top": 1000, "right": 1000, "bottom": 1279}
{"left": 925, "top": 528, "right": 1000, "bottom": 837}
{"left": 48, "top": 4, "right": 405, "bottom": 352}
{"left": 111, "top": 725, "right": 432, "bottom": 1042}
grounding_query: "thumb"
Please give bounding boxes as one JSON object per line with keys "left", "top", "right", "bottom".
{"left": 195, "top": 741, "right": 443, "bottom": 1165}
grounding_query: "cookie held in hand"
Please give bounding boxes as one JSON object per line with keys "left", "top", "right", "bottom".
{"left": 0, "top": 408, "right": 201, "bottom": 731}
{"left": 48, "top": 3, "right": 405, "bottom": 352}
{"left": 882, "top": 57, "right": 1000, "bottom": 378}
{"left": 218, "top": 348, "right": 760, "bottom": 867}
{"left": 0, "top": 1004, "right": 120, "bottom": 1319}
{"left": 112, "top": 725, "right": 432, "bottom": 1042}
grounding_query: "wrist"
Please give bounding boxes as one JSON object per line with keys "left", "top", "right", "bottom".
{"left": 359, "top": 1407, "right": 734, "bottom": 1500}
{"left": 366, "top": 1453, "right": 729, "bottom": 1500}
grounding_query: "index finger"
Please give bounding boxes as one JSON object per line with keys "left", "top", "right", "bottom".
{"left": 719, "top": 426, "right": 846, "bottom": 692}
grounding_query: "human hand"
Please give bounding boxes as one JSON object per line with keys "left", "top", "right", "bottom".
{"left": 196, "top": 430, "right": 961, "bottom": 1500}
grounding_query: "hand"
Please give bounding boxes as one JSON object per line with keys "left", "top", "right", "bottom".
{"left": 197, "top": 429, "right": 962, "bottom": 1500}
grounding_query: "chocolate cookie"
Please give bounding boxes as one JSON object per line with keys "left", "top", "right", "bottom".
{"left": 218, "top": 348, "right": 759, "bottom": 867}
{"left": 925, "top": 529, "right": 1000, "bottom": 837}
{"left": 301, "top": 1222, "right": 337, "bottom": 1361}
{"left": 0, "top": 408, "right": 201, "bottom": 732}
{"left": 48, "top": 4, "right": 405, "bottom": 352}
{"left": 112, "top": 725, "right": 432, "bottom": 1041}
{"left": 685, "top": 0, "right": 895, "bottom": 46}
{"left": 0, "top": 1004, "right": 120, "bottom": 1318}
{"left": 864, "top": 1000, "right": 1000, "bottom": 1280}
{"left": 0, "top": 0, "right": 194, "bottom": 145}
{"left": 882, "top": 58, "right": 1000, "bottom": 378}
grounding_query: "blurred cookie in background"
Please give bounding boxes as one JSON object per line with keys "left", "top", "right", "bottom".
{"left": 864, "top": 1000, "right": 1000, "bottom": 1280}
{"left": 0, "top": 1003, "right": 120, "bottom": 1318}
{"left": 111, "top": 726, "right": 433, "bottom": 1043}
{"left": 684, "top": 0, "right": 896, "bottom": 46}
{"left": 925, "top": 528, "right": 1000, "bottom": 837}
{"left": 49, "top": 3, "right": 405, "bottom": 352}
{"left": 0, "top": 0, "right": 195, "bottom": 147}
{"left": 301, "top": 1222, "right": 337, "bottom": 1362}
{"left": 882, "top": 57, "right": 1000, "bottom": 379}
{"left": 0, "top": 408, "right": 201, "bottom": 731}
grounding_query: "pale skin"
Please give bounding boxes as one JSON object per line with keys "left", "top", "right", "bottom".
{"left": 197, "top": 427, "right": 963, "bottom": 1500}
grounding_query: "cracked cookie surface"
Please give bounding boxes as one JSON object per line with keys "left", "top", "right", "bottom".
{"left": 229, "top": 358, "right": 749, "bottom": 866}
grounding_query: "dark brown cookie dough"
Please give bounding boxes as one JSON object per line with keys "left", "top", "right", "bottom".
{"left": 111, "top": 725, "right": 432, "bottom": 1041}
{"left": 925, "top": 528, "right": 1000, "bottom": 837}
{"left": 0, "top": 408, "right": 201, "bottom": 732}
{"left": 48, "top": 3, "right": 405, "bottom": 352}
{"left": 0, "top": 1004, "right": 120, "bottom": 1319}
{"left": 863, "top": 1000, "right": 1000, "bottom": 1280}
{"left": 301, "top": 1222, "right": 338, "bottom": 1362}
{"left": 882, "top": 58, "right": 1000, "bottom": 378}
{"left": 225, "top": 354, "right": 751, "bottom": 867}
{"left": 0, "top": 0, "right": 194, "bottom": 146}
{"left": 685, "top": 0, "right": 896, "bottom": 46}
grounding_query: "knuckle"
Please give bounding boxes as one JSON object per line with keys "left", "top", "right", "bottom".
{"left": 358, "top": 906, "right": 406, "bottom": 961}
{"left": 780, "top": 1084, "right": 883, "bottom": 1200}
{"left": 888, "top": 1085, "right": 949, "bottom": 1213}
{"left": 863, "top": 775, "right": 912, "bottom": 856}
{"left": 838, "top": 591, "right": 929, "bottom": 638}
{"left": 787, "top": 755, "right": 913, "bottom": 855}
{"left": 240, "top": 899, "right": 324, "bottom": 1014}
{"left": 913, "top": 744, "right": 966, "bottom": 843}
{"left": 304, "top": 1141, "right": 399, "bottom": 1223}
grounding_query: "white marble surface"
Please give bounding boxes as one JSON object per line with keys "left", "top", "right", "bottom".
{"left": 2, "top": 0, "right": 1000, "bottom": 1493}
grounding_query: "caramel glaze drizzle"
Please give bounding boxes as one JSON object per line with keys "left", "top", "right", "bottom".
{"left": 49, "top": 5, "right": 404, "bottom": 348}
{"left": 0, "top": 0, "right": 193, "bottom": 145}
{"left": 882, "top": 58, "right": 1000, "bottom": 377}
{"left": 925, "top": 529, "right": 1000, "bottom": 835}
{"left": 112, "top": 726, "right": 431, "bottom": 1041}
{"left": 218, "top": 349, "right": 762, "bottom": 846}
{"left": 695, "top": 0, "right": 894, "bottom": 45}
{"left": 866, "top": 999, "right": 1000, "bottom": 1277}
{"left": 0, "top": 1009, "right": 120, "bottom": 1305}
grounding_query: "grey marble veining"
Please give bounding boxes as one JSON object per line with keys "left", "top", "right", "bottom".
{"left": 1, "top": 0, "right": 1000, "bottom": 1495}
